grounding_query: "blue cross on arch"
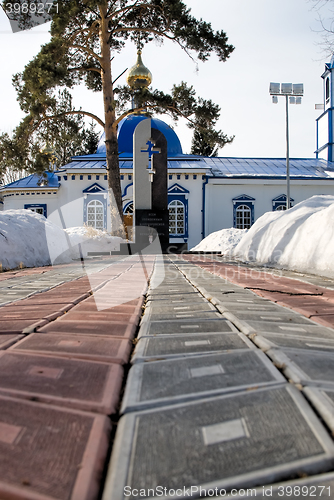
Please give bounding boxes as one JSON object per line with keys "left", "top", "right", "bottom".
{"left": 141, "top": 140, "right": 161, "bottom": 158}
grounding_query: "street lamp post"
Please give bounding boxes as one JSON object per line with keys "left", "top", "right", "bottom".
{"left": 269, "top": 82, "right": 304, "bottom": 210}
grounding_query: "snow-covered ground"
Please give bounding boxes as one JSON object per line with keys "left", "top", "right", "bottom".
{"left": 191, "top": 228, "right": 247, "bottom": 253}
{"left": 192, "top": 195, "right": 334, "bottom": 279}
{"left": 0, "top": 210, "right": 123, "bottom": 271}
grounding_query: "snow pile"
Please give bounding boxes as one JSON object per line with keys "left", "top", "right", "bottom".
{"left": 233, "top": 195, "right": 334, "bottom": 277}
{"left": 63, "top": 226, "right": 123, "bottom": 259}
{"left": 191, "top": 228, "right": 247, "bottom": 253}
{"left": 0, "top": 210, "right": 123, "bottom": 271}
{"left": 0, "top": 210, "right": 68, "bottom": 270}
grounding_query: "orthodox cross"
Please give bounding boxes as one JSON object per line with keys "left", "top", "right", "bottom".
{"left": 141, "top": 140, "right": 161, "bottom": 182}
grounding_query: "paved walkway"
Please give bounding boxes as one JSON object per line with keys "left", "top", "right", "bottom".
{"left": 1, "top": 254, "right": 334, "bottom": 499}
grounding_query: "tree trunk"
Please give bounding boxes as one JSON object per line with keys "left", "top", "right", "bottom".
{"left": 99, "top": 4, "right": 125, "bottom": 237}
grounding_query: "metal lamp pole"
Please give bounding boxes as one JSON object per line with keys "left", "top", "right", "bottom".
{"left": 269, "top": 83, "right": 304, "bottom": 210}
{"left": 285, "top": 94, "right": 290, "bottom": 209}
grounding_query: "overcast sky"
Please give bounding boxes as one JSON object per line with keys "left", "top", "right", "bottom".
{"left": 0, "top": 0, "right": 333, "bottom": 158}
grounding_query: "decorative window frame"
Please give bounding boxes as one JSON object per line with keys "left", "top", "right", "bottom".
{"left": 24, "top": 203, "right": 47, "bottom": 217}
{"left": 232, "top": 194, "right": 255, "bottom": 228}
{"left": 272, "top": 194, "right": 294, "bottom": 211}
{"left": 83, "top": 183, "right": 107, "bottom": 229}
{"left": 168, "top": 183, "right": 189, "bottom": 240}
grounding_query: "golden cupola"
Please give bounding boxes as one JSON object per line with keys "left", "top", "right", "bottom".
{"left": 126, "top": 50, "right": 152, "bottom": 89}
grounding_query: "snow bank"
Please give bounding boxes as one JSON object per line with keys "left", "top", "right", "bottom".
{"left": 233, "top": 195, "right": 334, "bottom": 277}
{"left": 0, "top": 210, "right": 123, "bottom": 271}
{"left": 191, "top": 228, "right": 247, "bottom": 253}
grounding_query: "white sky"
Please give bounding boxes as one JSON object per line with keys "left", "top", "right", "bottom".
{"left": 0, "top": 0, "right": 333, "bottom": 158}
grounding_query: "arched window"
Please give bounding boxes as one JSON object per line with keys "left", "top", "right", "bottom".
{"left": 123, "top": 202, "right": 134, "bottom": 215}
{"left": 326, "top": 77, "right": 330, "bottom": 103}
{"left": 169, "top": 200, "right": 185, "bottom": 235}
{"left": 236, "top": 204, "right": 251, "bottom": 229}
{"left": 87, "top": 199, "right": 104, "bottom": 230}
{"left": 275, "top": 205, "right": 287, "bottom": 211}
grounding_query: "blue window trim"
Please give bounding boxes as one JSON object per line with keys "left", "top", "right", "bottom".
{"left": 122, "top": 182, "right": 133, "bottom": 197}
{"left": 83, "top": 182, "right": 106, "bottom": 194}
{"left": 83, "top": 194, "right": 107, "bottom": 229}
{"left": 232, "top": 195, "right": 255, "bottom": 228}
{"left": 168, "top": 196, "right": 188, "bottom": 240}
{"left": 24, "top": 203, "right": 47, "bottom": 217}
{"left": 123, "top": 201, "right": 133, "bottom": 214}
{"left": 272, "top": 194, "right": 294, "bottom": 210}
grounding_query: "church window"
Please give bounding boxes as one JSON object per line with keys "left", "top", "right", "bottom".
{"left": 193, "top": 175, "right": 197, "bottom": 179}
{"left": 80, "top": 175, "right": 83, "bottom": 180}
{"left": 87, "top": 199, "right": 104, "bottom": 230}
{"left": 121, "top": 175, "right": 124, "bottom": 180}
{"left": 71, "top": 175, "right": 75, "bottom": 180}
{"left": 124, "top": 202, "right": 134, "bottom": 215}
{"left": 235, "top": 205, "right": 252, "bottom": 229}
{"left": 185, "top": 175, "right": 189, "bottom": 180}
{"left": 88, "top": 175, "right": 91, "bottom": 180}
{"left": 128, "top": 175, "right": 132, "bottom": 180}
{"left": 24, "top": 204, "right": 47, "bottom": 217}
{"left": 326, "top": 77, "right": 330, "bottom": 103}
{"left": 169, "top": 175, "right": 173, "bottom": 180}
{"left": 177, "top": 174, "right": 181, "bottom": 180}
{"left": 96, "top": 175, "right": 99, "bottom": 180}
{"left": 169, "top": 200, "right": 185, "bottom": 235}
{"left": 63, "top": 176, "right": 67, "bottom": 181}
{"left": 275, "top": 205, "right": 286, "bottom": 211}
{"left": 104, "top": 175, "right": 107, "bottom": 180}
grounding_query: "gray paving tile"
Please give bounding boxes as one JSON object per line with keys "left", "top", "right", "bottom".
{"left": 132, "top": 332, "right": 254, "bottom": 363}
{"left": 138, "top": 318, "right": 237, "bottom": 337}
{"left": 146, "top": 293, "right": 204, "bottom": 303}
{"left": 103, "top": 385, "right": 334, "bottom": 500}
{"left": 240, "top": 320, "right": 334, "bottom": 337}
{"left": 121, "top": 350, "right": 285, "bottom": 413}
{"left": 304, "top": 387, "right": 334, "bottom": 436}
{"left": 268, "top": 348, "right": 334, "bottom": 389}
{"left": 255, "top": 332, "right": 334, "bottom": 352}
{"left": 230, "top": 310, "right": 315, "bottom": 325}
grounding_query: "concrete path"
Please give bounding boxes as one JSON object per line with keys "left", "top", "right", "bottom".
{"left": 1, "top": 254, "right": 334, "bottom": 499}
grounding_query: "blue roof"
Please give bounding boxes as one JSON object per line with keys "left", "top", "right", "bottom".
{"left": 0, "top": 172, "right": 59, "bottom": 190}
{"left": 97, "top": 115, "right": 183, "bottom": 156}
{"left": 57, "top": 156, "right": 334, "bottom": 179}
{"left": 202, "top": 157, "right": 334, "bottom": 178}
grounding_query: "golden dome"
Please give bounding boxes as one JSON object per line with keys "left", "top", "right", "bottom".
{"left": 40, "top": 143, "right": 55, "bottom": 156}
{"left": 126, "top": 50, "right": 152, "bottom": 89}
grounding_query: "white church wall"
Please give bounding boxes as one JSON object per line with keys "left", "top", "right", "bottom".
{"left": 318, "top": 113, "right": 329, "bottom": 153}
{"left": 184, "top": 177, "right": 204, "bottom": 249}
{"left": 2, "top": 192, "right": 59, "bottom": 218}
{"left": 204, "top": 179, "right": 334, "bottom": 237}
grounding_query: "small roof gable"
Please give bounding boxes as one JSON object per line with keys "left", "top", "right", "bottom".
{"left": 168, "top": 183, "right": 189, "bottom": 194}
{"left": 82, "top": 182, "right": 106, "bottom": 193}
{"left": 233, "top": 194, "right": 255, "bottom": 201}
{"left": 0, "top": 172, "right": 59, "bottom": 191}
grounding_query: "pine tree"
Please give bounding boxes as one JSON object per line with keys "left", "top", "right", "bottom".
{"left": 3, "top": 0, "right": 234, "bottom": 234}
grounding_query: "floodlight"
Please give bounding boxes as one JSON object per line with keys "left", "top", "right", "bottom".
{"left": 281, "top": 83, "right": 293, "bottom": 94}
{"left": 270, "top": 82, "right": 280, "bottom": 95}
{"left": 296, "top": 97, "right": 302, "bottom": 104}
{"left": 293, "top": 83, "right": 304, "bottom": 95}
{"left": 289, "top": 96, "right": 296, "bottom": 104}
{"left": 272, "top": 96, "right": 278, "bottom": 104}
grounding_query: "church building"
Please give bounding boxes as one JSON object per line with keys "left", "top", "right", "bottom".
{"left": 1, "top": 53, "right": 334, "bottom": 251}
